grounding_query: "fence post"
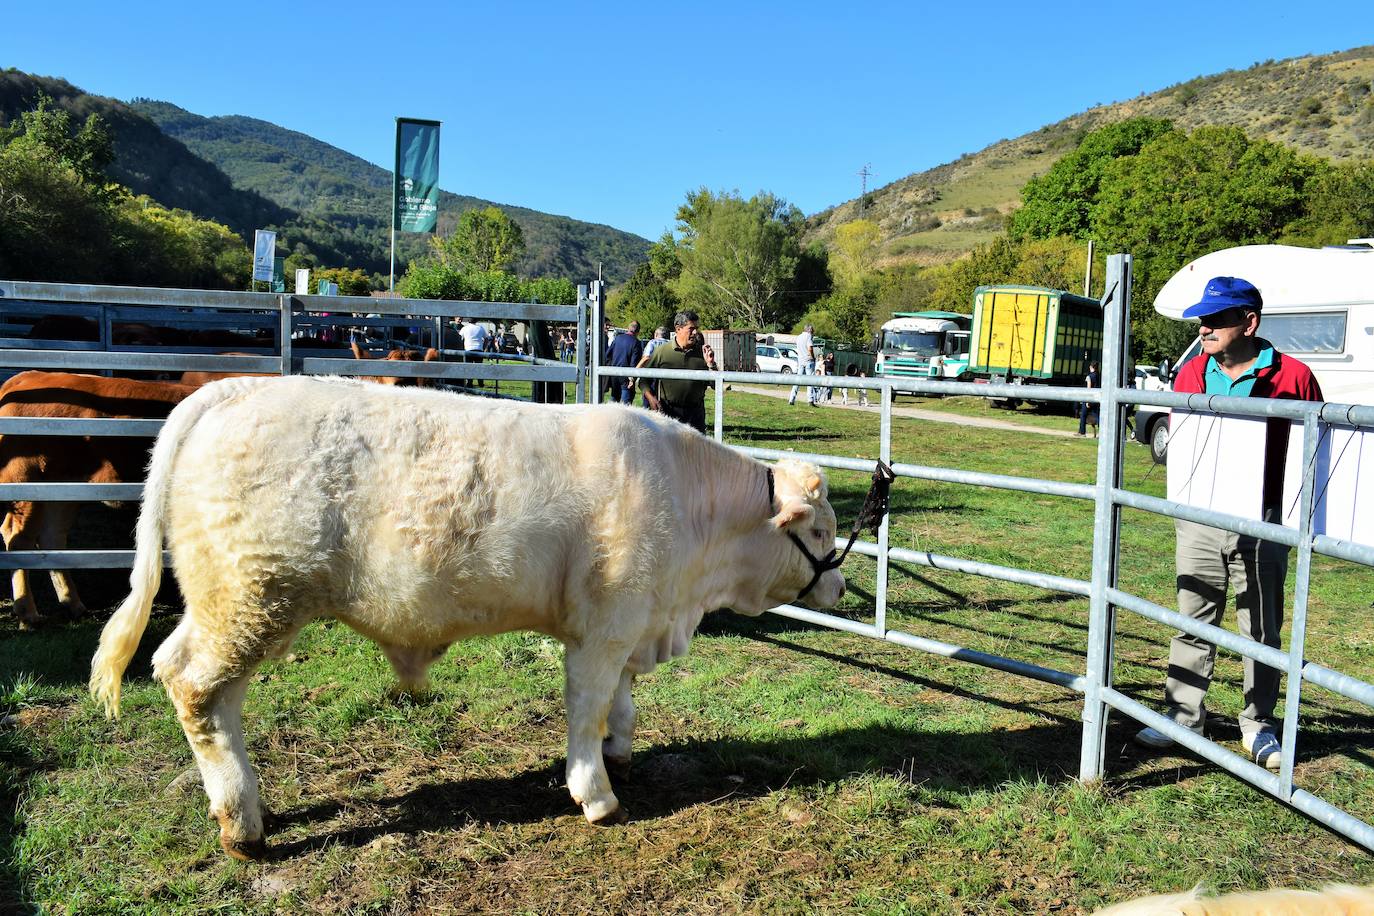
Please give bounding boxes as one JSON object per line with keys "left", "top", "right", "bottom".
{"left": 714, "top": 377, "right": 724, "bottom": 441}
{"left": 1079, "top": 253, "right": 1131, "bottom": 781}
{"left": 575, "top": 284, "right": 588, "bottom": 404}
{"left": 1279, "top": 409, "right": 1321, "bottom": 790}
{"left": 588, "top": 281, "right": 605, "bottom": 404}
{"left": 279, "top": 295, "right": 293, "bottom": 376}
{"left": 875, "top": 381, "right": 893, "bottom": 637}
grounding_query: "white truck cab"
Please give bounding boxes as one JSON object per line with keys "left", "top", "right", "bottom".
{"left": 1137, "top": 243, "right": 1374, "bottom": 463}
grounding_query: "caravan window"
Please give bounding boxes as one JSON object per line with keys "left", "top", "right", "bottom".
{"left": 1262, "top": 311, "right": 1346, "bottom": 354}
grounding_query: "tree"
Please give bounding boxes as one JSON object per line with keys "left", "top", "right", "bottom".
{"left": 1009, "top": 117, "right": 1173, "bottom": 241}
{"left": 1091, "top": 125, "right": 1322, "bottom": 338}
{"left": 669, "top": 188, "right": 805, "bottom": 329}
{"left": 432, "top": 206, "right": 526, "bottom": 272}
{"left": 609, "top": 260, "right": 678, "bottom": 336}
{"left": 831, "top": 219, "right": 882, "bottom": 287}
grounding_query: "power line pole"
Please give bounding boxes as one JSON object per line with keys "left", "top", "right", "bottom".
{"left": 857, "top": 163, "right": 873, "bottom": 212}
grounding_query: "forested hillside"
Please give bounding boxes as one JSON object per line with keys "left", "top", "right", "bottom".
{"left": 806, "top": 45, "right": 1374, "bottom": 267}
{"left": 130, "top": 101, "right": 649, "bottom": 283}
{"left": 0, "top": 71, "right": 649, "bottom": 284}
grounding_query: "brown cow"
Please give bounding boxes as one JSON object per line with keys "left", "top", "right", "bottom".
{"left": 0, "top": 371, "right": 198, "bottom": 626}
{"left": 178, "top": 345, "right": 440, "bottom": 387}
{"left": 348, "top": 342, "right": 441, "bottom": 386}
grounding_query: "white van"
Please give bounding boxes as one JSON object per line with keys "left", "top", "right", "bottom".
{"left": 1137, "top": 243, "right": 1374, "bottom": 463}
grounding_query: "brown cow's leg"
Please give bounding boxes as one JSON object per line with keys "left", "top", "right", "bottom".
{"left": 3, "top": 506, "right": 42, "bottom": 627}
{"left": 37, "top": 502, "right": 85, "bottom": 617}
{"left": 154, "top": 618, "right": 270, "bottom": 861}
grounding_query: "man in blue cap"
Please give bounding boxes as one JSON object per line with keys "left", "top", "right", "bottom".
{"left": 1134, "top": 277, "right": 1322, "bottom": 771}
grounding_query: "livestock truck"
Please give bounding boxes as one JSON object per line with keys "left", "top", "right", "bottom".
{"left": 968, "top": 285, "right": 1103, "bottom": 407}
{"left": 873, "top": 311, "right": 971, "bottom": 392}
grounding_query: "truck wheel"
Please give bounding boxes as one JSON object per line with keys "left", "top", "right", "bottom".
{"left": 1149, "top": 416, "right": 1169, "bottom": 464}
{"left": 781, "top": 366, "right": 792, "bottom": 374}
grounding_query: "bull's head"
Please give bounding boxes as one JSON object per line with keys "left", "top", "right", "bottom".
{"left": 762, "top": 458, "right": 846, "bottom": 611}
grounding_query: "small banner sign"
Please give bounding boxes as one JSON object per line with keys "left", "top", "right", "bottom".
{"left": 295, "top": 269, "right": 311, "bottom": 295}
{"left": 271, "top": 257, "right": 286, "bottom": 293}
{"left": 393, "top": 118, "right": 441, "bottom": 233}
{"left": 252, "top": 229, "right": 277, "bottom": 281}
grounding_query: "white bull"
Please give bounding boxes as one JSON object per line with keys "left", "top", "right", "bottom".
{"left": 90, "top": 376, "right": 846, "bottom": 860}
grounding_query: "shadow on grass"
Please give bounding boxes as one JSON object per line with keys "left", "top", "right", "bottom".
{"left": 266, "top": 717, "right": 1090, "bottom": 861}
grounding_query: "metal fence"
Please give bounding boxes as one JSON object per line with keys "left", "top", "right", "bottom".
{"left": 2, "top": 266, "right": 1372, "bottom": 852}
{"left": 594, "top": 254, "right": 1374, "bottom": 853}
{"left": 0, "top": 278, "right": 591, "bottom": 570}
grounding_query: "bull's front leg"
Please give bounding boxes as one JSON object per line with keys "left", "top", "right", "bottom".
{"left": 603, "top": 670, "right": 636, "bottom": 780}
{"left": 563, "top": 642, "right": 633, "bottom": 825}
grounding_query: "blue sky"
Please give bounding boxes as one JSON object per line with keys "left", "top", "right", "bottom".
{"left": 4, "top": 2, "right": 1367, "bottom": 242}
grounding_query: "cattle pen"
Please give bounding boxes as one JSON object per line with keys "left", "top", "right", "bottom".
{"left": 598, "top": 255, "right": 1374, "bottom": 857}
{"left": 1, "top": 260, "right": 1372, "bottom": 907}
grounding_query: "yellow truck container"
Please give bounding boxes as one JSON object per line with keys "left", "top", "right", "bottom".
{"left": 969, "top": 285, "right": 1102, "bottom": 386}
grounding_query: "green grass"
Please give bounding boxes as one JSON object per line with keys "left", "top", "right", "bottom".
{"left": 2, "top": 391, "right": 1371, "bottom": 913}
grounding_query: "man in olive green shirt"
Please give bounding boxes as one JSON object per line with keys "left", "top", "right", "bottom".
{"left": 639, "top": 310, "right": 718, "bottom": 434}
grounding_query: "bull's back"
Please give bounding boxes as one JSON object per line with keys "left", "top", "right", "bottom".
{"left": 164, "top": 378, "right": 677, "bottom": 641}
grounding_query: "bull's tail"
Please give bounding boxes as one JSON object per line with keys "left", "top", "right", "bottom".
{"left": 90, "top": 377, "right": 267, "bottom": 717}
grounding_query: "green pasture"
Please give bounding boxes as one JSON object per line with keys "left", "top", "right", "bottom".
{"left": 2, "top": 390, "right": 1371, "bottom": 913}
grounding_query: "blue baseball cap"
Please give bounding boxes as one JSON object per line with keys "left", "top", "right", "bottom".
{"left": 1181, "top": 276, "right": 1263, "bottom": 319}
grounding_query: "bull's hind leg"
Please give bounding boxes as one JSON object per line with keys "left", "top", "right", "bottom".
{"left": 603, "top": 670, "right": 637, "bottom": 780}
{"left": 153, "top": 617, "right": 274, "bottom": 861}
{"left": 563, "top": 641, "right": 635, "bottom": 825}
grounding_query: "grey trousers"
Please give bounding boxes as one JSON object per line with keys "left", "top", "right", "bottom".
{"left": 1165, "top": 520, "right": 1288, "bottom": 737}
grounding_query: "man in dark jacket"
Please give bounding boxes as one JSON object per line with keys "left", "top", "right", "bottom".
{"left": 1134, "top": 277, "right": 1322, "bottom": 771}
{"left": 603, "top": 321, "right": 643, "bottom": 403}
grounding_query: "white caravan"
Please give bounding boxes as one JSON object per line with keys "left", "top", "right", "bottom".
{"left": 1137, "top": 243, "right": 1374, "bottom": 463}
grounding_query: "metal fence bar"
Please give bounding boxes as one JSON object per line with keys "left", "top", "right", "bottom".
{"left": 0, "top": 418, "right": 165, "bottom": 436}
{"left": 1111, "top": 488, "right": 1302, "bottom": 548}
{"left": 1105, "top": 587, "right": 1291, "bottom": 671}
{"left": 1280, "top": 413, "right": 1322, "bottom": 786}
{"left": 1301, "top": 661, "right": 1374, "bottom": 708}
{"left": 0, "top": 483, "right": 143, "bottom": 501}
{"left": 0, "top": 550, "right": 169, "bottom": 570}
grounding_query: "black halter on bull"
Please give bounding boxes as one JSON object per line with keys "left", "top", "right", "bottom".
{"left": 768, "top": 460, "right": 896, "bottom": 603}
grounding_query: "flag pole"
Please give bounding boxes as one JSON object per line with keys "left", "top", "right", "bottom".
{"left": 390, "top": 119, "right": 398, "bottom": 293}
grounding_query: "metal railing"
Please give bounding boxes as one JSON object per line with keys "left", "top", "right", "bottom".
{"left": 592, "top": 255, "right": 1374, "bottom": 853}
{"left": 0, "top": 279, "right": 591, "bottom": 569}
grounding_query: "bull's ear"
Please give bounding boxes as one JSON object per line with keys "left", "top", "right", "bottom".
{"left": 770, "top": 501, "right": 815, "bottom": 530}
{"left": 423, "top": 347, "right": 440, "bottom": 362}
{"left": 350, "top": 341, "right": 368, "bottom": 360}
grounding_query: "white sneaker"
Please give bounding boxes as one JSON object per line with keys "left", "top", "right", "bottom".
{"left": 1134, "top": 723, "right": 1203, "bottom": 749}
{"left": 1243, "top": 731, "right": 1282, "bottom": 772}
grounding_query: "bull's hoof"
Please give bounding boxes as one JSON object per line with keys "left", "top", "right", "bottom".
{"left": 221, "top": 834, "right": 269, "bottom": 862}
{"left": 589, "top": 805, "right": 628, "bottom": 827}
{"left": 604, "top": 754, "right": 632, "bottom": 782}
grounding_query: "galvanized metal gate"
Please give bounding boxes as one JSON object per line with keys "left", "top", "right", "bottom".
{"left": 597, "top": 254, "right": 1374, "bottom": 853}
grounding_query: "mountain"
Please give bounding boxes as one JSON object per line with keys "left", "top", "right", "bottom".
{"left": 0, "top": 71, "right": 649, "bottom": 283}
{"left": 0, "top": 70, "right": 292, "bottom": 236}
{"left": 806, "top": 45, "right": 1374, "bottom": 267}
{"left": 130, "top": 101, "right": 649, "bottom": 283}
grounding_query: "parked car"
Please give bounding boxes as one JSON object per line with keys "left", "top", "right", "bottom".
{"left": 1134, "top": 364, "right": 1167, "bottom": 392}
{"left": 498, "top": 332, "right": 520, "bottom": 354}
{"left": 755, "top": 343, "right": 800, "bottom": 374}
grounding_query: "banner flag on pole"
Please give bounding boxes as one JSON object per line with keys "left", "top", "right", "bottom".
{"left": 271, "top": 257, "right": 286, "bottom": 293}
{"left": 252, "top": 229, "right": 277, "bottom": 282}
{"left": 295, "top": 269, "right": 311, "bottom": 295}
{"left": 394, "top": 118, "right": 441, "bottom": 233}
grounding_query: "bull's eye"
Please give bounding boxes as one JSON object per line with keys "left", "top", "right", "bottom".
{"left": 812, "top": 528, "right": 827, "bottom": 543}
